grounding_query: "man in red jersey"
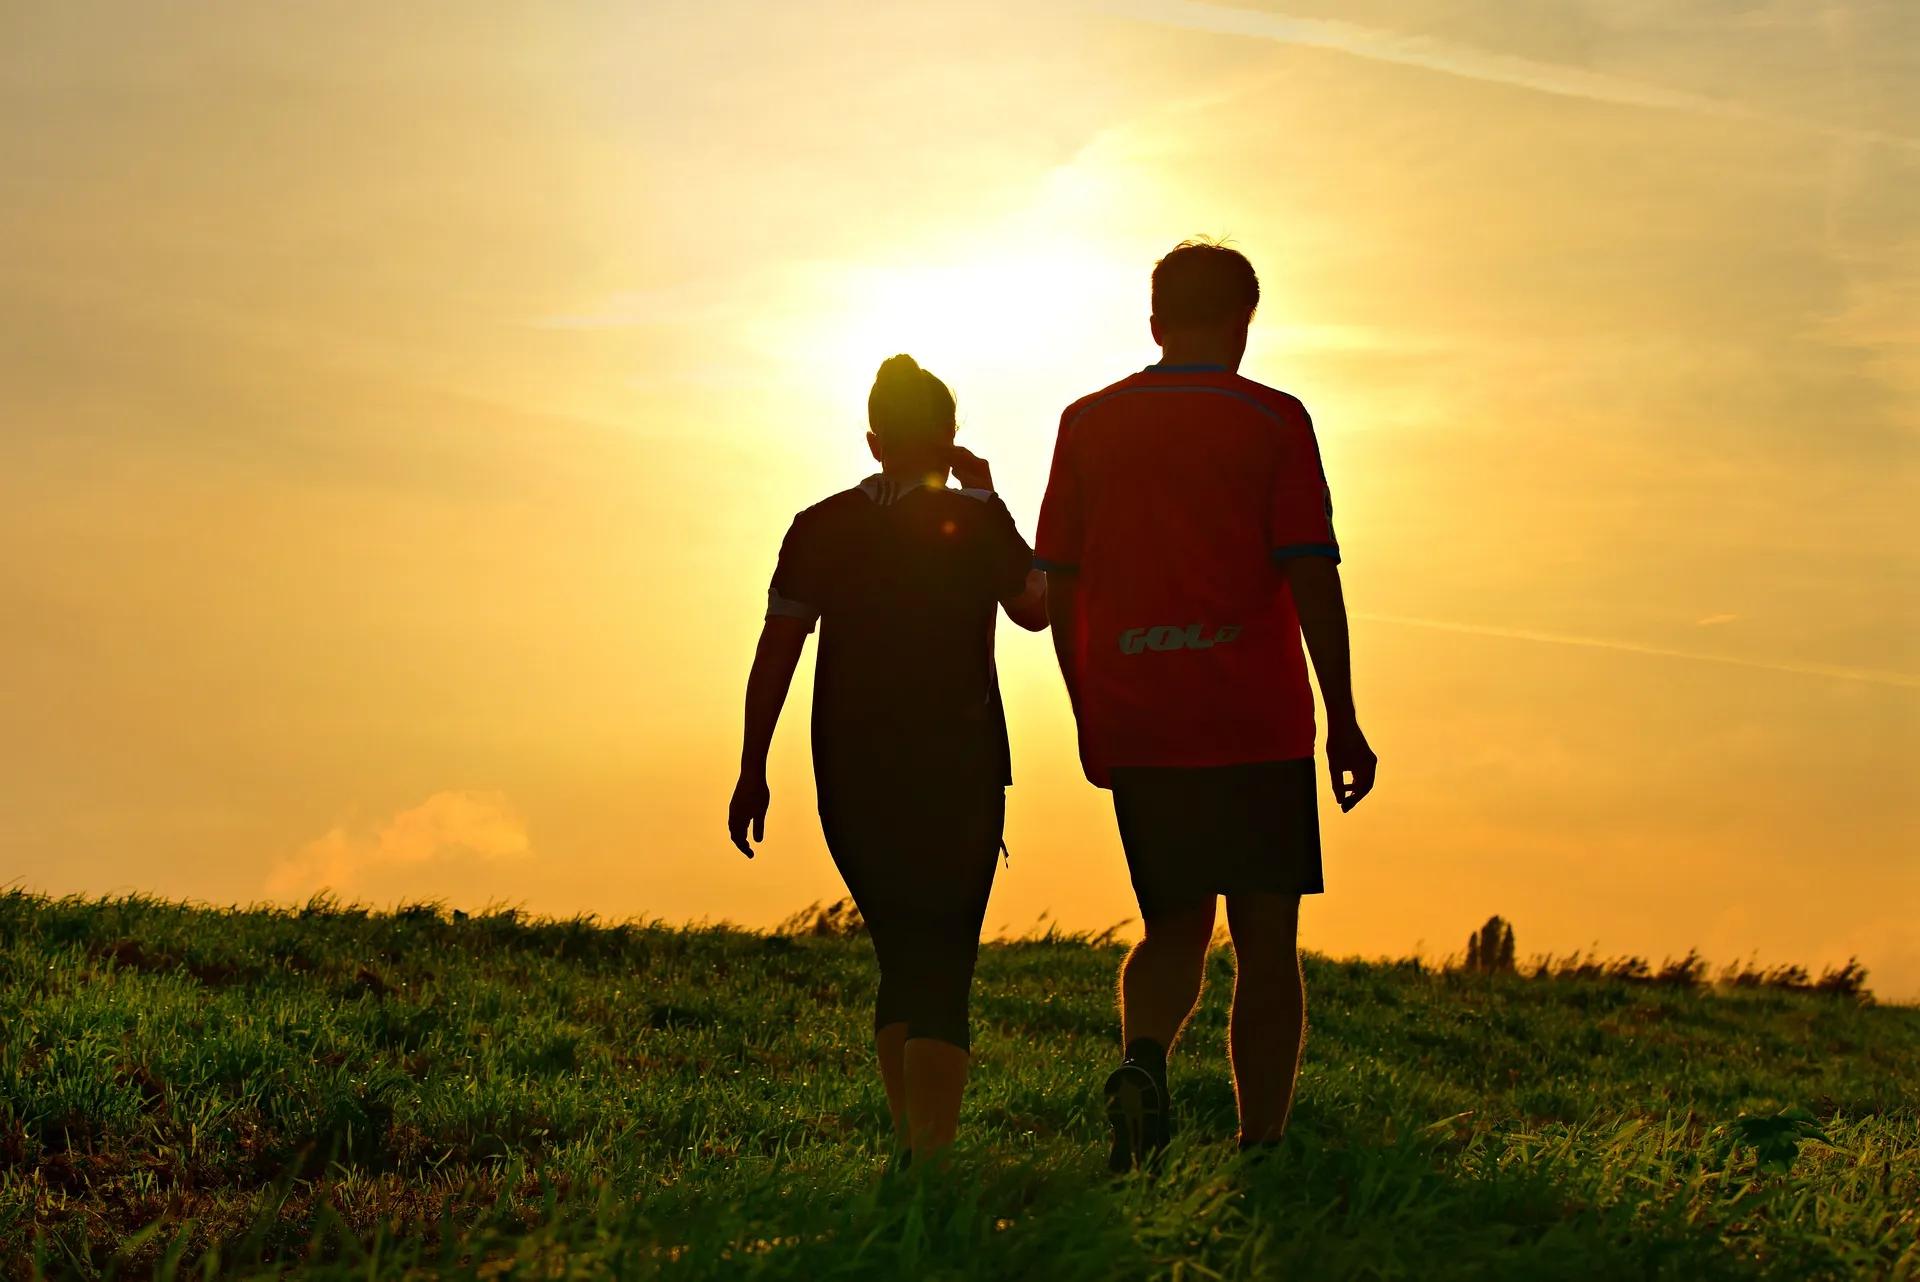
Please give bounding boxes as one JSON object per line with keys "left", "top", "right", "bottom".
{"left": 1035, "top": 240, "right": 1377, "bottom": 1171}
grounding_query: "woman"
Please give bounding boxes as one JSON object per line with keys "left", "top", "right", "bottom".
{"left": 728, "top": 354, "right": 1048, "bottom": 1159}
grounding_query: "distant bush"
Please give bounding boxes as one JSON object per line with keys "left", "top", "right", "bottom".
{"left": 1447, "top": 916, "right": 1871, "bottom": 1001}
{"left": 1462, "top": 915, "right": 1517, "bottom": 975}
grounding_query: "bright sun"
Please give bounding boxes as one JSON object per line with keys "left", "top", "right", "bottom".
{"left": 762, "top": 239, "right": 1147, "bottom": 417}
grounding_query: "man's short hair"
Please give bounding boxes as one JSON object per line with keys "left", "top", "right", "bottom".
{"left": 1152, "top": 240, "right": 1260, "bottom": 328}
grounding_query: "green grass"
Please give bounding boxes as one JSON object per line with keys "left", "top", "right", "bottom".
{"left": 2, "top": 891, "right": 1916, "bottom": 1279}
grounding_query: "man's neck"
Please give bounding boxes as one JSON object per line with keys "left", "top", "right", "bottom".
{"left": 1154, "top": 324, "right": 1248, "bottom": 372}
{"left": 1155, "top": 344, "right": 1240, "bottom": 372}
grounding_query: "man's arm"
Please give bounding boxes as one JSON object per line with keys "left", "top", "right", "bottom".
{"left": 728, "top": 616, "right": 811, "bottom": 856}
{"left": 1003, "top": 569, "right": 1049, "bottom": 632}
{"left": 1281, "top": 556, "right": 1377, "bottom": 812}
{"left": 1045, "top": 571, "right": 1083, "bottom": 717}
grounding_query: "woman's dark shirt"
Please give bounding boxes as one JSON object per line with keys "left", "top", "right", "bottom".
{"left": 767, "top": 476, "right": 1034, "bottom": 798}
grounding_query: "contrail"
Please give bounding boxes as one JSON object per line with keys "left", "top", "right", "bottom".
{"left": 1098, "top": 0, "right": 1732, "bottom": 113}
{"left": 1354, "top": 613, "right": 1920, "bottom": 689}
{"left": 1100, "top": 0, "right": 1920, "bottom": 151}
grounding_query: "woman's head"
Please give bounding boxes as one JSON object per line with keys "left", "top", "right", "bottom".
{"left": 867, "top": 354, "right": 956, "bottom": 474}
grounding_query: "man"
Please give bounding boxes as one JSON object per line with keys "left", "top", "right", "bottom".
{"left": 1034, "top": 241, "right": 1377, "bottom": 1170}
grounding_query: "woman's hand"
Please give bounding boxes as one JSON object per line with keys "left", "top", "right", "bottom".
{"left": 728, "top": 769, "right": 770, "bottom": 857}
{"left": 949, "top": 446, "right": 994, "bottom": 492}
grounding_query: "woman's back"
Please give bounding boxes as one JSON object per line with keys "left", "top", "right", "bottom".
{"left": 770, "top": 477, "right": 1033, "bottom": 796}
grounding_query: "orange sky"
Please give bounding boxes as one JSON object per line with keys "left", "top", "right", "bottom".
{"left": 2, "top": 1, "right": 1915, "bottom": 994}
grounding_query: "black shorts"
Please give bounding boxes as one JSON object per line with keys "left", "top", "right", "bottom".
{"left": 1109, "top": 758, "right": 1323, "bottom": 920}
{"left": 816, "top": 779, "right": 1004, "bottom": 1051}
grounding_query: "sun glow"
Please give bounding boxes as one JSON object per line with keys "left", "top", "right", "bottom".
{"left": 781, "top": 244, "right": 1136, "bottom": 383}
{"left": 752, "top": 239, "right": 1147, "bottom": 465}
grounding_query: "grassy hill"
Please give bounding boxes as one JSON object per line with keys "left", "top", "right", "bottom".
{"left": 2, "top": 891, "right": 1915, "bottom": 1279}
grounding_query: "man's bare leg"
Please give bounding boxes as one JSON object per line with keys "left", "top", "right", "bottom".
{"left": 876, "top": 1021, "right": 910, "bottom": 1149}
{"left": 1104, "top": 902, "right": 1216, "bottom": 1169}
{"left": 1118, "top": 900, "right": 1217, "bottom": 1047}
{"left": 1223, "top": 893, "right": 1305, "bottom": 1143}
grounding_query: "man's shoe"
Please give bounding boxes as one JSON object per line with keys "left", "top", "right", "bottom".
{"left": 1104, "top": 1062, "right": 1165, "bottom": 1173}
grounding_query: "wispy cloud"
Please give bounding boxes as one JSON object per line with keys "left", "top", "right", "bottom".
{"left": 1099, "top": 0, "right": 1920, "bottom": 151}
{"left": 1356, "top": 613, "right": 1920, "bottom": 689}
{"left": 267, "top": 791, "right": 531, "bottom": 896}
{"left": 1097, "top": 0, "right": 1730, "bottom": 113}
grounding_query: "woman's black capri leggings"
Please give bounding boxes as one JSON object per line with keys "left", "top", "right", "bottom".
{"left": 818, "top": 783, "right": 1004, "bottom": 1052}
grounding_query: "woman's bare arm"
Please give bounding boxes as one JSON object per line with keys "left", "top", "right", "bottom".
{"left": 728, "top": 617, "right": 810, "bottom": 856}
{"left": 1002, "top": 569, "right": 1050, "bottom": 632}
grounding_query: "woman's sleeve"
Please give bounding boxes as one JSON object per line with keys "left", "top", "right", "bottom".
{"left": 766, "top": 513, "right": 825, "bottom": 631}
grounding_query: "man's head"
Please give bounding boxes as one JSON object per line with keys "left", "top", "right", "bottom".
{"left": 866, "top": 354, "right": 957, "bottom": 479}
{"left": 1150, "top": 240, "right": 1259, "bottom": 369}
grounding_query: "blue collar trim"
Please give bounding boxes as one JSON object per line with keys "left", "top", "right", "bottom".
{"left": 1144, "top": 363, "right": 1230, "bottom": 373}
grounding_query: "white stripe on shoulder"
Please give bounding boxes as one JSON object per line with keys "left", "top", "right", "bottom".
{"left": 765, "top": 587, "right": 820, "bottom": 632}
{"left": 859, "top": 472, "right": 970, "bottom": 506}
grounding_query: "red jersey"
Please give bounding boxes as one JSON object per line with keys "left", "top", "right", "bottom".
{"left": 1033, "top": 364, "right": 1339, "bottom": 785}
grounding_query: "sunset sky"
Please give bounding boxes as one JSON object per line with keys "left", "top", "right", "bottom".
{"left": 3, "top": 2, "right": 1915, "bottom": 994}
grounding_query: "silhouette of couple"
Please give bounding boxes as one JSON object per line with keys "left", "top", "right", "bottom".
{"left": 729, "top": 241, "right": 1378, "bottom": 1171}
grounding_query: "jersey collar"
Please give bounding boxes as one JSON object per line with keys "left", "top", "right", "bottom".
{"left": 1143, "top": 362, "right": 1231, "bottom": 374}
{"left": 859, "top": 473, "right": 950, "bottom": 506}
{"left": 859, "top": 473, "right": 995, "bottom": 506}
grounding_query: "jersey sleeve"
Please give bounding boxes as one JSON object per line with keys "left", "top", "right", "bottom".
{"left": 1032, "top": 410, "right": 1084, "bottom": 574}
{"left": 1269, "top": 405, "right": 1341, "bottom": 564}
{"left": 976, "top": 495, "right": 1036, "bottom": 602}
{"left": 766, "top": 512, "right": 825, "bottom": 632}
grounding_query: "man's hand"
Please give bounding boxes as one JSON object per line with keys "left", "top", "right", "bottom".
{"left": 1326, "top": 722, "right": 1377, "bottom": 813}
{"left": 728, "top": 771, "right": 770, "bottom": 857}
{"left": 1281, "top": 556, "right": 1375, "bottom": 812}
{"left": 949, "top": 446, "right": 994, "bottom": 492}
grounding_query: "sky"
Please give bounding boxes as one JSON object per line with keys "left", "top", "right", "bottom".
{"left": 2, "top": 0, "right": 1915, "bottom": 994}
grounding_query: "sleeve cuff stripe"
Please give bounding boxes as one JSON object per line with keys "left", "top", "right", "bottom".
{"left": 1033, "top": 557, "right": 1080, "bottom": 574}
{"left": 765, "top": 589, "right": 821, "bottom": 630}
{"left": 1272, "top": 543, "right": 1342, "bottom": 564}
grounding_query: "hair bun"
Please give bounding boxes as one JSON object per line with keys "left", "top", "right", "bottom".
{"left": 867, "top": 354, "right": 955, "bottom": 450}
{"left": 875, "top": 353, "right": 923, "bottom": 384}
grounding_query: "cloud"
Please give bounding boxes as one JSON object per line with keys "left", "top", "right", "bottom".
{"left": 1098, "top": 0, "right": 1920, "bottom": 153}
{"left": 268, "top": 791, "right": 531, "bottom": 896}
{"left": 1694, "top": 614, "right": 1740, "bottom": 627}
{"left": 1096, "top": 0, "right": 1732, "bottom": 113}
{"left": 1356, "top": 613, "right": 1920, "bottom": 689}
